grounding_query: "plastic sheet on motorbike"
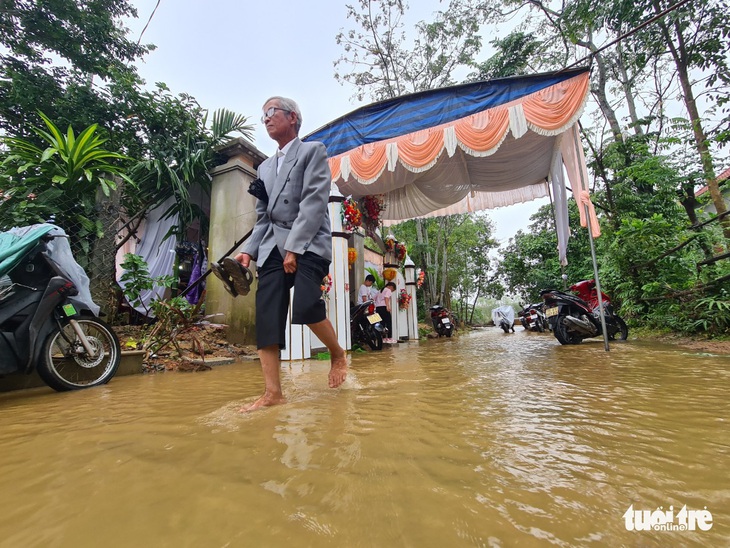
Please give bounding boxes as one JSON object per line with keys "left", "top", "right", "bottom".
{"left": 492, "top": 305, "right": 515, "bottom": 325}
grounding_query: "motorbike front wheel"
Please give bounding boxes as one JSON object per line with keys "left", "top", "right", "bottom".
{"left": 608, "top": 317, "right": 629, "bottom": 341}
{"left": 38, "top": 317, "right": 121, "bottom": 391}
{"left": 553, "top": 316, "right": 584, "bottom": 345}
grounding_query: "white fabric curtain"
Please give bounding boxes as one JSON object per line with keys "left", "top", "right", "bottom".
{"left": 116, "top": 198, "right": 179, "bottom": 316}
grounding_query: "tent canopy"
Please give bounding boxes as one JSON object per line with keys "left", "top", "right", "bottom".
{"left": 304, "top": 67, "right": 597, "bottom": 264}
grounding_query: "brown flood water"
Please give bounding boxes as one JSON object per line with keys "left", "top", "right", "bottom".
{"left": 0, "top": 329, "right": 728, "bottom": 547}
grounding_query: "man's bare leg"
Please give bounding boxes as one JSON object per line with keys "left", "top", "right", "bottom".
{"left": 309, "top": 319, "right": 347, "bottom": 388}
{"left": 241, "top": 345, "right": 287, "bottom": 412}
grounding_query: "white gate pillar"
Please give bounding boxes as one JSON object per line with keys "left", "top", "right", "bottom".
{"left": 403, "top": 255, "right": 419, "bottom": 340}
{"left": 281, "top": 293, "right": 311, "bottom": 361}
{"left": 383, "top": 233, "right": 407, "bottom": 340}
{"left": 310, "top": 187, "right": 351, "bottom": 352}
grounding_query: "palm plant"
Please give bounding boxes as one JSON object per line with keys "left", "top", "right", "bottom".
{"left": 0, "top": 111, "right": 132, "bottom": 235}
{"left": 122, "top": 108, "right": 254, "bottom": 245}
{"left": 366, "top": 266, "right": 386, "bottom": 290}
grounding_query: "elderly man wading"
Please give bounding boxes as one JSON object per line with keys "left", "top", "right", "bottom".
{"left": 235, "top": 96, "right": 347, "bottom": 411}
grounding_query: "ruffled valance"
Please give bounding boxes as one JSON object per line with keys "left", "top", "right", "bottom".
{"left": 326, "top": 71, "right": 589, "bottom": 187}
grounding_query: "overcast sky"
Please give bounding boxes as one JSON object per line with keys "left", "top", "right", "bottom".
{"left": 123, "top": 0, "right": 547, "bottom": 243}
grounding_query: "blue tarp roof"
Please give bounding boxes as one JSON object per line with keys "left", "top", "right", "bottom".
{"left": 304, "top": 68, "right": 589, "bottom": 157}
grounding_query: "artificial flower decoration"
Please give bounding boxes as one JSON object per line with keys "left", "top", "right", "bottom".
{"left": 416, "top": 270, "right": 425, "bottom": 289}
{"left": 320, "top": 273, "right": 332, "bottom": 300}
{"left": 348, "top": 247, "right": 357, "bottom": 266}
{"left": 383, "top": 234, "right": 396, "bottom": 252}
{"left": 394, "top": 242, "right": 407, "bottom": 264}
{"left": 360, "top": 194, "right": 386, "bottom": 234}
{"left": 398, "top": 288, "right": 412, "bottom": 310}
{"left": 341, "top": 197, "right": 362, "bottom": 232}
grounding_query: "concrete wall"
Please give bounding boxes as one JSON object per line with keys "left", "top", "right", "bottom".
{"left": 208, "top": 138, "right": 266, "bottom": 345}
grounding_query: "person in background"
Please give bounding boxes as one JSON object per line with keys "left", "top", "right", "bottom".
{"left": 359, "top": 274, "right": 376, "bottom": 303}
{"left": 374, "top": 281, "right": 396, "bottom": 340}
{"left": 235, "top": 96, "right": 347, "bottom": 412}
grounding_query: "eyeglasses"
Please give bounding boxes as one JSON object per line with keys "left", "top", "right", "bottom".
{"left": 261, "top": 107, "right": 291, "bottom": 123}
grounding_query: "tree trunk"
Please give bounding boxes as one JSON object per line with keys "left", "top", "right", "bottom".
{"left": 653, "top": 0, "right": 730, "bottom": 242}
{"left": 580, "top": 38, "right": 624, "bottom": 143}
{"left": 89, "top": 182, "right": 123, "bottom": 319}
{"left": 616, "top": 42, "right": 643, "bottom": 135}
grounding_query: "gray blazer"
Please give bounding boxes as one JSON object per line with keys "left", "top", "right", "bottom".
{"left": 242, "top": 138, "right": 332, "bottom": 265}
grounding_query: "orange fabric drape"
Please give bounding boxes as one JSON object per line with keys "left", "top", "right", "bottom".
{"left": 328, "top": 156, "right": 341, "bottom": 181}
{"left": 578, "top": 190, "right": 601, "bottom": 237}
{"left": 331, "top": 72, "right": 590, "bottom": 183}
{"left": 396, "top": 128, "right": 444, "bottom": 169}
{"left": 348, "top": 142, "right": 388, "bottom": 181}
{"left": 454, "top": 108, "right": 509, "bottom": 152}
{"left": 522, "top": 72, "right": 589, "bottom": 131}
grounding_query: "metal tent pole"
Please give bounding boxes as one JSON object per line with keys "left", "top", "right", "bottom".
{"left": 572, "top": 129, "right": 610, "bottom": 351}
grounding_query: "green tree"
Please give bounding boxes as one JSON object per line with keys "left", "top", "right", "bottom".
{"left": 466, "top": 31, "right": 543, "bottom": 81}
{"left": 447, "top": 214, "right": 500, "bottom": 324}
{"left": 334, "top": 0, "right": 482, "bottom": 101}
{"left": 0, "top": 0, "right": 150, "bottom": 138}
{"left": 497, "top": 202, "right": 594, "bottom": 302}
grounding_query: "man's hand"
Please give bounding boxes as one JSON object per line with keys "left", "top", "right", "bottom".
{"left": 235, "top": 252, "right": 252, "bottom": 268}
{"left": 283, "top": 251, "right": 298, "bottom": 273}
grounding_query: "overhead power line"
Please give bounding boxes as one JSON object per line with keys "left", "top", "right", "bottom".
{"left": 562, "top": 0, "right": 694, "bottom": 71}
{"left": 137, "top": 0, "right": 162, "bottom": 47}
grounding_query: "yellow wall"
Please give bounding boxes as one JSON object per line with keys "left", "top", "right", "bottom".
{"left": 208, "top": 139, "right": 266, "bottom": 345}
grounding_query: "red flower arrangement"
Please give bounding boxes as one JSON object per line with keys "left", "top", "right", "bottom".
{"left": 384, "top": 236, "right": 407, "bottom": 264}
{"left": 342, "top": 198, "right": 362, "bottom": 232}
{"left": 398, "top": 288, "right": 412, "bottom": 310}
{"left": 360, "top": 194, "right": 386, "bottom": 233}
{"left": 416, "top": 270, "right": 425, "bottom": 289}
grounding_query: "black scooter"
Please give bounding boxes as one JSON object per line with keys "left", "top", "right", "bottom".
{"left": 0, "top": 228, "right": 120, "bottom": 391}
{"left": 350, "top": 299, "right": 384, "bottom": 350}
{"left": 430, "top": 305, "right": 454, "bottom": 337}
{"left": 540, "top": 288, "right": 628, "bottom": 345}
{"left": 518, "top": 303, "right": 549, "bottom": 332}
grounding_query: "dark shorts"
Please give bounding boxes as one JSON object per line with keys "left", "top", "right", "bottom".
{"left": 255, "top": 250, "right": 330, "bottom": 349}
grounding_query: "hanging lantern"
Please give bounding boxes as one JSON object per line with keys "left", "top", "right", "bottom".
{"left": 383, "top": 268, "right": 397, "bottom": 281}
{"left": 348, "top": 247, "right": 357, "bottom": 266}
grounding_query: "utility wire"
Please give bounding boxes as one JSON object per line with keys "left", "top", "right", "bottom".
{"left": 137, "top": 0, "right": 162, "bottom": 47}
{"left": 562, "top": 0, "right": 694, "bottom": 71}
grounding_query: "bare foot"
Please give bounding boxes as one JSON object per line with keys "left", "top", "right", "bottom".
{"left": 240, "top": 392, "right": 286, "bottom": 412}
{"left": 328, "top": 352, "right": 348, "bottom": 388}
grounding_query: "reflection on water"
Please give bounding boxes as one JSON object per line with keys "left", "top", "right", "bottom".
{"left": 1, "top": 330, "right": 728, "bottom": 547}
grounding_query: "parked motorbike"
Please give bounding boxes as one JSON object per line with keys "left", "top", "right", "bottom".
{"left": 492, "top": 305, "right": 515, "bottom": 333}
{"left": 350, "top": 299, "right": 384, "bottom": 350}
{"left": 517, "top": 303, "right": 549, "bottom": 332}
{"left": 0, "top": 225, "right": 120, "bottom": 391}
{"left": 430, "top": 305, "right": 454, "bottom": 337}
{"left": 540, "top": 280, "right": 628, "bottom": 345}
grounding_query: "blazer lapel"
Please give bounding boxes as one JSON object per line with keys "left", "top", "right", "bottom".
{"left": 264, "top": 155, "right": 277, "bottom": 200}
{"left": 268, "top": 139, "right": 301, "bottom": 212}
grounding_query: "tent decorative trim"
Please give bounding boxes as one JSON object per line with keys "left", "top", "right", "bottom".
{"left": 324, "top": 71, "right": 589, "bottom": 186}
